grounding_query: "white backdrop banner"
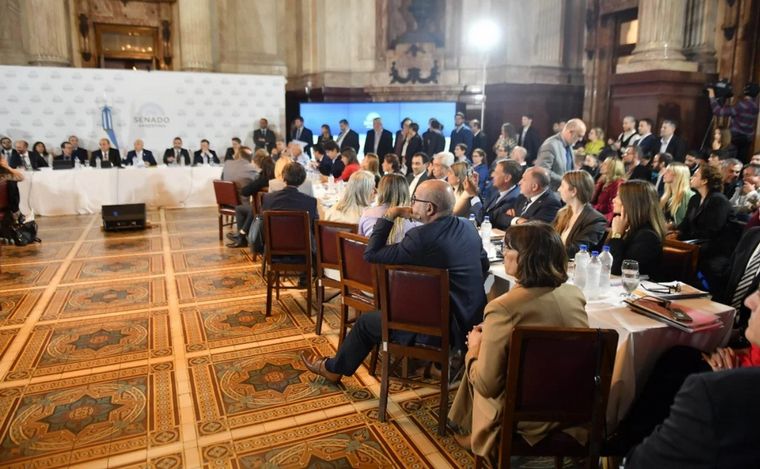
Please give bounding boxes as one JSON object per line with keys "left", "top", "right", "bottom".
{"left": 0, "top": 65, "right": 285, "bottom": 156}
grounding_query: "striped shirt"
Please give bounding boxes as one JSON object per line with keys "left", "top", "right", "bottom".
{"left": 710, "top": 97, "right": 759, "bottom": 137}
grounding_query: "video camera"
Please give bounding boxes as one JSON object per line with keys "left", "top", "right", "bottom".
{"left": 705, "top": 79, "right": 733, "bottom": 99}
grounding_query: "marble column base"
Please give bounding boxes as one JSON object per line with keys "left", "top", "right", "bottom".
{"left": 616, "top": 59, "right": 698, "bottom": 74}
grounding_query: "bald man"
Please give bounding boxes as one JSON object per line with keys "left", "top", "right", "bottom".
{"left": 535, "top": 118, "right": 587, "bottom": 190}
{"left": 126, "top": 139, "right": 157, "bottom": 166}
{"left": 301, "top": 179, "right": 489, "bottom": 383}
{"left": 90, "top": 138, "right": 122, "bottom": 167}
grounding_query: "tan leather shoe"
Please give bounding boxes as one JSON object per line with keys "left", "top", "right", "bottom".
{"left": 453, "top": 432, "right": 472, "bottom": 451}
{"left": 300, "top": 351, "right": 342, "bottom": 384}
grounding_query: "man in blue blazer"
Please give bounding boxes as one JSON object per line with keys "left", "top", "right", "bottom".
{"left": 193, "top": 139, "right": 220, "bottom": 165}
{"left": 125, "top": 139, "right": 157, "bottom": 166}
{"left": 363, "top": 117, "right": 394, "bottom": 158}
{"left": 467, "top": 159, "right": 523, "bottom": 228}
{"left": 300, "top": 179, "right": 489, "bottom": 382}
{"left": 289, "top": 116, "right": 314, "bottom": 157}
{"left": 449, "top": 112, "right": 474, "bottom": 158}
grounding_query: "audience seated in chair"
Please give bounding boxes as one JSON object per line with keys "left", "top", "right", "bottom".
{"left": 553, "top": 170, "right": 607, "bottom": 257}
{"left": 323, "top": 170, "right": 375, "bottom": 224}
{"left": 226, "top": 151, "right": 275, "bottom": 248}
{"left": 358, "top": 173, "right": 420, "bottom": 242}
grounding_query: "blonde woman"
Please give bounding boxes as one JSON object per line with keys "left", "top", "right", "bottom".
{"left": 553, "top": 171, "right": 607, "bottom": 257}
{"left": 324, "top": 171, "right": 376, "bottom": 224}
{"left": 660, "top": 163, "right": 694, "bottom": 228}
{"left": 448, "top": 161, "right": 473, "bottom": 217}
{"left": 358, "top": 174, "right": 420, "bottom": 243}
{"left": 268, "top": 157, "right": 314, "bottom": 196}
{"left": 361, "top": 153, "right": 382, "bottom": 186}
{"left": 583, "top": 127, "right": 605, "bottom": 156}
{"left": 592, "top": 157, "right": 626, "bottom": 222}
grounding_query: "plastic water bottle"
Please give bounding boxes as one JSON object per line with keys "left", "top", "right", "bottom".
{"left": 585, "top": 251, "right": 601, "bottom": 298}
{"left": 96, "top": 157, "right": 101, "bottom": 169}
{"left": 48, "top": 155, "right": 53, "bottom": 166}
{"left": 74, "top": 158, "right": 80, "bottom": 169}
{"left": 468, "top": 213, "right": 477, "bottom": 229}
{"left": 573, "top": 244, "right": 590, "bottom": 289}
{"left": 328, "top": 174, "right": 335, "bottom": 192}
{"left": 180, "top": 155, "right": 185, "bottom": 167}
{"left": 480, "top": 216, "right": 492, "bottom": 242}
{"left": 599, "top": 245, "right": 613, "bottom": 291}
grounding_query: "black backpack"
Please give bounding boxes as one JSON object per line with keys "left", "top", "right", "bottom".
{"left": 0, "top": 216, "right": 40, "bottom": 246}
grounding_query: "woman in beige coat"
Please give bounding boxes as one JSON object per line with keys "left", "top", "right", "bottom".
{"left": 448, "top": 222, "right": 589, "bottom": 460}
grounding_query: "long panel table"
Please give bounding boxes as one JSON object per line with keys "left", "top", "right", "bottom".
{"left": 17, "top": 166, "right": 222, "bottom": 216}
{"left": 487, "top": 262, "right": 735, "bottom": 428}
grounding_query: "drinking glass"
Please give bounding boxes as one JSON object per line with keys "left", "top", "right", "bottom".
{"left": 621, "top": 259, "right": 640, "bottom": 300}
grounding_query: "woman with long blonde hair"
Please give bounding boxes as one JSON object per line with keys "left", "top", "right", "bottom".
{"left": 660, "top": 163, "right": 694, "bottom": 228}
{"left": 358, "top": 173, "right": 420, "bottom": 244}
{"left": 361, "top": 153, "right": 382, "bottom": 186}
{"left": 553, "top": 170, "right": 607, "bottom": 257}
{"left": 592, "top": 156, "right": 626, "bottom": 221}
{"left": 324, "top": 171, "right": 376, "bottom": 223}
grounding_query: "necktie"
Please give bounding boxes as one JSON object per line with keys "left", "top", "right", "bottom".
{"left": 296, "top": 128, "right": 302, "bottom": 140}
{"left": 731, "top": 248, "right": 760, "bottom": 311}
{"left": 565, "top": 146, "right": 573, "bottom": 172}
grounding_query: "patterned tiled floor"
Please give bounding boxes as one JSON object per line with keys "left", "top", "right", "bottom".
{"left": 0, "top": 208, "right": 568, "bottom": 468}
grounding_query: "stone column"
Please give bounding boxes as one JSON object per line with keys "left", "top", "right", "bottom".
{"left": 20, "top": 0, "right": 71, "bottom": 66}
{"left": 532, "top": 0, "right": 563, "bottom": 67}
{"left": 617, "top": 0, "right": 698, "bottom": 73}
{"left": 178, "top": 0, "right": 213, "bottom": 71}
{"left": 683, "top": 0, "right": 718, "bottom": 73}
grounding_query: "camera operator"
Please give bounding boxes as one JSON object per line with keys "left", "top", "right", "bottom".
{"left": 709, "top": 83, "right": 760, "bottom": 162}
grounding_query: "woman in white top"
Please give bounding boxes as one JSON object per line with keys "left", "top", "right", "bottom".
{"left": 324, "top": 171, "right": 376, "bottom": 224}
{"left": 268, "top": 156, "right": 314, "bottom": 196}
{"left": 552, "top": 170, "right": 607, "bottom": 257}
{"left": 359, "top": 173, "right": 420, "bottom": 243}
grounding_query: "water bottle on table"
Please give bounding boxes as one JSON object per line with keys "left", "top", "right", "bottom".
{"left": 573, "top": 244, "right": 590, "bottom": 289}
{"left": 598, "top": 245, "right": 613, "bottom": 290}
{"left": 96, "top": 157, "right": 101, "bottom": 169}
{"left": 585, "top": 251, "right": 601, "bottom": 299}
{"left": 468, "top": 214, "right": 477, "bottom": 229}
{"left": 480, "top": 216, "right": 492, "bottom": 241}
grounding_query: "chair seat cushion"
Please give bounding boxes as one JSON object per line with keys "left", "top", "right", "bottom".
{"left": 510, "top": 429, "right": 588, "bottom": 456}
{"left": 323, "top": 268, "right": 340, "bottom": 282}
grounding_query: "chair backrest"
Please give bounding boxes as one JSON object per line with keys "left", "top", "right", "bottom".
{"left": 213, "top": 179, "right": 240, "bottom": 207}
{"left": 316, "top": 221, "right": 357, "bottom": 274}
{"left": 662, "top": 238, "right": 700, "bottom": 282}
{"left": 377, "top": 264, "right": 449, "bottom": 344}
{"left": 254, "top": 187, "right": 269, "bottom": 215}
{"left": 500, "top": 326, "right": 618, "bottom": 464}
{"left": 263, "top": 210, "right": 312, "bottom": 260}
{"left": 337, "top": 232, "right": 375, "bottom": 292}
{"left": 0, "top": 179, "right": 8, "bottom": 217}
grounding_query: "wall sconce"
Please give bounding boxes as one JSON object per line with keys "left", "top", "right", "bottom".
{"left": 78, "top": 14, "right": 91, "bottom": 62}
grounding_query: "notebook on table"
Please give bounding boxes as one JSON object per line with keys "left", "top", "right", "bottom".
{"left": 624, "top": 296, "right": 722, "bottom": 333}
{"left": 637, "top": 280, "right": 710, "bottom": 300}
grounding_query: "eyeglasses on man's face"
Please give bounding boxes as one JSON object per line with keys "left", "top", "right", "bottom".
{"left": 411, "top": 195, "right": 437, "bottom": 209}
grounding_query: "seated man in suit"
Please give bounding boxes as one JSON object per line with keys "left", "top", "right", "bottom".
{"left": 224, "top": 137, "right": 242, "bottom": 161}
{"left": 1, "top": 136, "right": 19, "bottom": 163}
{"left": 624, "top": 288, "right": 760, "bottom": 468}
{"left": 364, "top": 117, "right": 394, "bottom": 158}
{"left": 431, "top": 151, "right": 454, "bottom": 180}
{"left": 163, "top": 137, "right": 191, "bottom": 166}
{"left": 253, "top": 118, "right": 276, "bottom": 153}
{"left": 68, "top": 135, "right": 89, "bottom": 165}
{"left": 317, "top": 140, "right": 344, "bottom": 179}
{"left": 466, "top": 159, "right": 523, "bottom": 227}
{"left": 193, "top": 139, "right": 220, "bottom": 165}
{"left": 300, "top": 179, "right": 489, "bottom": 383}
{"left": 90, "top": 138, "right": 122, "bottom": 167}
{"left": 507, "top": 166, "right": 562, "bottom": 226}
{"left": 10, "top": 140, "right": 48, "bottom": 170}
{"left": 221, "top": 145, "right": 258, "bottom": 204}
{"left": 55, "top": 141, "right": 77, "bottom": 162}
{"left": 335, "top": 119, "right": 360, "bottom": 153}
{"left": 125, "top": 139, "right": 157, "bottom": 167}
{"left": 406, "top": 152, "right": 430, "bottom": 197}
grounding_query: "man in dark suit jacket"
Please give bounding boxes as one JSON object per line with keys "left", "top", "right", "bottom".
{"left": 225, "top": 137, "right": 242, "bottom": 161}
{"left": 317, "top": 141, "right": 345, "bottom": 179}
{"left": 90, "top": 138, "right": 122, "bottom": 167}
{"left": 1, "top": 136, "right": 19, "bottom": 163}
{"left": 506, "top": 167, "right": 562, "bottom": 226}
{"left": 400, "top": 122, "right": 424, "bottom": 170}
{"left": 253, "top": 118, "right": 276, "bottom": 153}
{"left": 405, "top": 152, "right": 430, "bottom": 197}
{"left": 471, "top": 119, "right": 488, "bottom": 153}
{"left": 193, "top": 139, "right": 220, "bottom": 165}
{"left": 517, "top": 114, "right": 541, "bottom": 166}
{"left": 635, "top": 118, "right": 659, "bottom": 159}
{"left": 364, "top": 117, "right": 394, "bottom": 158}
{"left": 163, "top": 137, "right": 191, "bottom": 165}
{"left": 625, "top": 368, "right": 760, "bottom": 468}
{"left": 660, "top": 120, "right": 688, "bottom": 163}
{"left": 125, "top": 139, "right": 157, "bottom": 166}
{"left": 466, "top": 159, "right": 523, "bottom": 228}
{"left": 624, "top": 146, "right": 653, "bottom": 182}
{"left": 716, "top": 227, "right": 760, "bottom": 343}
{"left": 9, "top": 140, "right": 48, "bottom": 169}
{"left": 289, "top": 116, "right": 314, "bottom": 156}
{"left": 300, "top": 179, "right": 489, "bottom": 382}
{"left": 422, "top": 119, "right": 446, "bottom": 156}
{"left": 449, "top": 112, "right": 474, "bottom": 158}
{"left": 335, "top": 119, "right": 360, "bottom": 153}
{"left": 68, "top": 135, "right": 89, "bottom": 164}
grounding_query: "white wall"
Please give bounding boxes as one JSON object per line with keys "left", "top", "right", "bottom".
{"left": 0, "top": 65, "right": 285, "bottom": 156}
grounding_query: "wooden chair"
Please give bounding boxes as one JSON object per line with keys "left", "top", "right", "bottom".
{"left": 475, "top": 326, "right": 618, "bottom": 469}
{"left": 336, "top": 232, "right": 378, "bottom": 348}
{"left": 213, "top": 180, "right": 240, "bottom": 241}
{"left": 253, "top": 187, "right": 268, "bottom": 216}
{"left": 262, "top": 210, "right": 313, "bottom": 317}
{"left": 314, "top": 221, "right": 358, "bottom": 335}
{"left": 376, "top": 264, "right": 450, "bottom": 436}
{"left": 662, "top": 238, "right": 700, "bottom": 284}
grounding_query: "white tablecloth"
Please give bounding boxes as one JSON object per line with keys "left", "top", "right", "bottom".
{"left": 17, "top": 165, "right": 222, "bottom": 216}
{"left": 487, "top": 263, "right": 735, "bottom": 428}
